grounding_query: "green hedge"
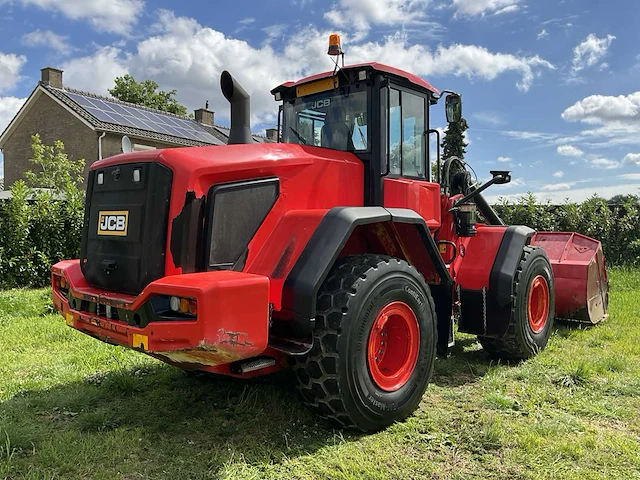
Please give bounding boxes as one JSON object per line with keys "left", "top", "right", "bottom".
{"left": 0, "top": 187, "right": 638, "bottom": 289}
{"left": 0, "top": 183, "right": 84, "bottom": 288}
{"left": 494, "top": 193, "right": 640, "bottom": 266}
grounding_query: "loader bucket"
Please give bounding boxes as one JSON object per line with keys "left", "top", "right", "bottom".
{"left": 531, "top": 232, "right": 608, "bottom": 324}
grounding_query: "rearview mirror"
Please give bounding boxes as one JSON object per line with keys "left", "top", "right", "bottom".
{"left": 445, "top": 94, "right": 462, "bottom": 123}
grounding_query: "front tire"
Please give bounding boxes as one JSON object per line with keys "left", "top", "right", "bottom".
{"left": 294, "top": 254, "right": 437, "bottom": 432}
{"left": 479, "top": 246, "right": 555, "bottom": 359}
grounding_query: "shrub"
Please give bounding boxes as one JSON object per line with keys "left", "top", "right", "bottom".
{"left": 0, "top": 135, "right": 85, "bottom": 288}
{"left": 494, "top": 194, "right": 640, "bottom": 266}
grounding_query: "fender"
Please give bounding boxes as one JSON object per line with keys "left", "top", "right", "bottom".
{"left": 458, "top": 225, "right": 536, "bottom": 337}
{"left": 490, "top": 225, "right": 536, "bottom": 306}
{"left": 280, "top": 206, "right": 452, "bottom": 338}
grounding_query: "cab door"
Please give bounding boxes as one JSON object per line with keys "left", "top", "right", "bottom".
{"left": 382, "top": 85, "right": 441, "bottom": 230}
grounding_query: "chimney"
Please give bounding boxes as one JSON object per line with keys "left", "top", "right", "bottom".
{"left": 266, "top": 128, "right": 279, "bottom": 142}
{"left": 194, "top": 105, "right": 214, "bottom": 126}
{"left": 41, "top": 67, "right": 63, "bottom": 89}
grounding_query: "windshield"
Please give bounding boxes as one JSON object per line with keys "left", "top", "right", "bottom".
{"left": 283, "top": 89, "right": 368, "bottom": 152}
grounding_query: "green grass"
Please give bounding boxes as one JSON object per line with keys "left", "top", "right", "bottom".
{"left": 0, "top": 270, "right": 639, "bottom": 479}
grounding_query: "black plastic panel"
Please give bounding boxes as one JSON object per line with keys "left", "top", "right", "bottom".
{"left": 81, "top": 162, "right": 173, "bottom": 294}
{"left": 489, "top": 225, "right": 535, "bottom": 307}
{"left": 204, "top": 178, "right": 279, "bottom": 270}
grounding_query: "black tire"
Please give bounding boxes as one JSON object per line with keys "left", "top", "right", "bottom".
{"left": 479, "top": 246, "right": 555, "bottom": 359}
{"left": 294, "top": 254, "right": 437, "bottom": 432}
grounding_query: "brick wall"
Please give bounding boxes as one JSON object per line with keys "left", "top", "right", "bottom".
{"left": 100, "top": 134, "right": 177, "bottom": 159}
{"left": 2, "top": 91, "right": 98, "bottom": 188}
{"left": 2, "top": 90, "right": 185, "bottom": 188}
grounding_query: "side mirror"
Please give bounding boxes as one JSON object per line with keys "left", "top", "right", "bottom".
{"left": 445, "top": 94, "right": 462, "bottom": 123}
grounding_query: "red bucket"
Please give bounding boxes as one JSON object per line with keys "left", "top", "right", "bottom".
{"left": 531, "top": 232, "right": 609, "bottom": 324}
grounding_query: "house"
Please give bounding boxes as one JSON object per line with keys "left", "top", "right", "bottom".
{"left": 0, "top": 67, "right": 278, "bottom": 188}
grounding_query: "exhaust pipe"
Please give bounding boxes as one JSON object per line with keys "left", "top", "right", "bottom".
{"left": 220, "top": 70, "right": 252, "bottom": 145}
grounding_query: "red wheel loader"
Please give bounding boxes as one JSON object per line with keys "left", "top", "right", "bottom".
{"left": 52, "top": 35, "right": 608, "bottom": 432}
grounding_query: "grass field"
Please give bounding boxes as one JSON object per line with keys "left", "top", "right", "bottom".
{"left": 0, "top": 269, "right": 639, "bottom": 479}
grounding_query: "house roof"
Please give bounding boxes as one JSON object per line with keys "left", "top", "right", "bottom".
{"left": 0, "top": 82, "right": 271, "bottom": 149}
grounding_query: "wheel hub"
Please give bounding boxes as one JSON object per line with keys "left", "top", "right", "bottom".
{"left": 367, "top": 301, "right": 420, "bottom": 392}
{"left": 528, "top": 275, "right": 550, "bottom": 334}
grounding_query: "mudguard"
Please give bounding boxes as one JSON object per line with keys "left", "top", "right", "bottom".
{"left": 281, "top": 206, "right": 452, "bottom": 337}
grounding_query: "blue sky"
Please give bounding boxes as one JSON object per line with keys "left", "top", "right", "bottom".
{"left": 1, "top": 0, "right": 639, "bottom": 201}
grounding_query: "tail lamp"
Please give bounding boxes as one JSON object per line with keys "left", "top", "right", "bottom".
{"left": 456, "top": 202, "right": 477, "bottom": 237}
{"left": 55, "top": 274, "right": 69, "bottom": 292}
{"left": 169, "top": 296, "right": 197, "bottom": 316}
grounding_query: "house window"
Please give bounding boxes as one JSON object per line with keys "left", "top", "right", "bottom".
{"left": 388, "top": 89, "right": 426, "bottom": 179}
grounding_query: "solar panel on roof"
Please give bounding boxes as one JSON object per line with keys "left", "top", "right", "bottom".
{"left": 64, "top": 91, "right": 223, "bottom": 145}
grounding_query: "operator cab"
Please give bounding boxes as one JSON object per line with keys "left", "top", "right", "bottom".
{"left": 271, "top": 37, "right": 461, "bottom": 205}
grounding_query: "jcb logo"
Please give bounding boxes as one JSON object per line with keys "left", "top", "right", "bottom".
{"left": 97, "top": 211, "right": 129, "bottom": 236}
{"left": 310, "top": 99, "right": 331, "bottom": 109}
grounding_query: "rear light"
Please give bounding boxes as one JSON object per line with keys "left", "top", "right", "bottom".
{"left": 179, "top": 298, "right": 189, "bottom": 313}
{"left": 188, "top": 300, "right": 197, "bottom": 315}
{"left": 157, "top": 296, "right": 197, "bottom": 320}
{"left": 169, "top": 296, "right": 180, "bottom": 311}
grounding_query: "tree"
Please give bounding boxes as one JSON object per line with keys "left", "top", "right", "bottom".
{"left": 441, "top": 118, "right": 469, "bottom": 160}
{"left": 608, "top": 194, "right": 640, "bottom": 205}
{"left": 24, "top": 134, "right": 85, "bottom": 195}
{"left": 108, "top": 74, "right": 188, "bottom": 116}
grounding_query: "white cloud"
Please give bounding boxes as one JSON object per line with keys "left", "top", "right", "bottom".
{"left": 16, "top": 0, "right": 144, "bottom": 36}
{"left": 590, "top": 157, "right": 620, "bottom": 169}
{"left": 238, "top": 17, "right": 255, "bottom": 25}
{"left": 537, "top": 29, "right": 548, "bottom": 40}
{"left": 557, "top": 144, "right": 584, "bottom": 157}
{"left": 0, "top": 96, "right": 26, "bottom": 134}
{"left": 561, "top": 92, "right": 640, "bottom": 147}
{"left": 619, "top": 173, "right": 640, "bottom": 181}
{"left": 62, "top": 47, "right": 128, "bottom": 95}
{"left": 473, "top": 111, "right": 506, "bottom": 125}
{"left": 498, "top": 156, "right": 511, "bottom": 162}
{"left": 349, "top": 36, "right": 554, "bottom": 92}
{"left": 0, "top": 52, "right": 26, "bottom": 94}
{"left": 562, "top": 93, "right": 640, "bottom": 124}
{"left": 22, "top": 29, "right": 72, "bottom": 55}
{"left": 486, "top": 183, "right": 640, "bottom": 203}
{"left": 325, "top": 0, "right": 431, "bottom": 33}
{"left": 553, "top": 170, "right": 564, "bottom": 178}
{"left": 572, "top": 34, "right": 616, "bottom": 73}
{"left": 541, "top": 182, "right": 574, "bottom": 191}
{"left": 623, "top": 153, "right": 640, "bottom": 165}
{"left": 452, "top": 0, "right": 520, "bottom": 17}
{"left": 56, "top": 11, "right": 554, "bottom": 127}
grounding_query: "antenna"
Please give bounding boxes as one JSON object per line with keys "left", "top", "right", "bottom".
{"left": 205, "top": 100, "right": 209, "bottom": 110}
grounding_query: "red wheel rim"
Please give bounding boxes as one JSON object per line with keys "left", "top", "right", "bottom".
{"left": 528, "top": 275, "right": 550, "bottom": 334}
{"left": 367, "top": 301, "right": 420, "bottom": 392}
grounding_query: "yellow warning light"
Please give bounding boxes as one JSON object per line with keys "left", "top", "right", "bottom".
{"left": 328, "top": 34, "right": 343, "bottom": 56}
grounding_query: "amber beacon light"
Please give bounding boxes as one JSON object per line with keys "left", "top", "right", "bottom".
{"left": 328, "top": 34, "right": 343, "bottom": 56}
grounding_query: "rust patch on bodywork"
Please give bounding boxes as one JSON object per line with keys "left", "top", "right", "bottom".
{"left": 151, "top": 342, "right": 243, "bottom": 367}
{"left": 217, "top": 329, "right": 253, "bottom": 348}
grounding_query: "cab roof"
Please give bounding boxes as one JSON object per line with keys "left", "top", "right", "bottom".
{"left": 271, "top": 62, "right": 439, "bottom": 96}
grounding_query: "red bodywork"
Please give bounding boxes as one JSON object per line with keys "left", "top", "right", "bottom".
{"left": 532, "top": 232, "right": 608, "bottom": 324}
{"left": 52, "top": 61, "right": 608, "bottom": 375}
{"left": 53, "top": 143, "right": 363, "bottom": 376}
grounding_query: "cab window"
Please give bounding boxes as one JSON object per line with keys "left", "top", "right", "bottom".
{"left": 283, "top": 89, "right": 369, "bottom": 152}
{"left": 388, "top": 88, "right": 426, "bottom": 179}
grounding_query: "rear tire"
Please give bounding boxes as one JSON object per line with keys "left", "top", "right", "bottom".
{"left": 479, "top": 246, "right": 555, "bottom": 359}
{"left": 294, "top": 254, "right": 437, "bottom": 432}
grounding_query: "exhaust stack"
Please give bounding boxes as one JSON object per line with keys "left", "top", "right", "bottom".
{"left": 220, "top": 70, "right": 252, "bottom": 145}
